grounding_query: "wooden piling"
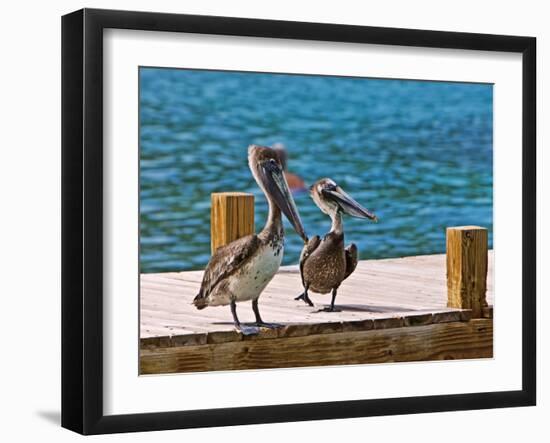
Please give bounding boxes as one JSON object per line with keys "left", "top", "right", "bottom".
{"left": 211, "top": 192, "right": 255, "bottom": 254}
{"left": 446, "top": 226, "right": 488, "bottom": 318}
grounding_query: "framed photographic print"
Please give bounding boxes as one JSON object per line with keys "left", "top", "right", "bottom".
{"left": 61, "top": 8, "right": 536, "bottom": 435}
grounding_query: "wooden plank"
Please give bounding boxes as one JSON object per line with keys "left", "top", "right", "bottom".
{"left": 210, "top": 192, "right": 254, "bottom": 253}
{"left": 446, "top": 226, "right": 488, "bottom": 317}
{"left": 140, "top": 252, "right": 494, "bottom": 342}
{"left": 140, "top": 319, "right": 493, "bottom": 374}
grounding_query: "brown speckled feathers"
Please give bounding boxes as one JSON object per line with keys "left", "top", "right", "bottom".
{"left": 193, "top": 234, "right": 261, "bottom": 309}
{"left": 299, "top": 232, "right": 348, "bottom": 294}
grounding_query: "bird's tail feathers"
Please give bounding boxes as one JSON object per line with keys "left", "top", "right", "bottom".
{"left": 344, "top": 243, "right": 359, "bottom": 280}
{"left": 193, "top": 292, "right": 208, "bottom": 310}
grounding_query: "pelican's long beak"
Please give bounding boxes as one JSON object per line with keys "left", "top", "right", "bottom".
{"left": 261, "top": 160, "right": 308, "bottom": 241}
{"left": 323, "top": 186, "right": 378, "bottom": 221}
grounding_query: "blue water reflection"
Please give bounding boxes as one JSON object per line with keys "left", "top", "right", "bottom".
{"left": 140, "top": 68, "right": 492, "bottom": 273}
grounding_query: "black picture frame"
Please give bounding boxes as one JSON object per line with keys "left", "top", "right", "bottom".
{"left": 61, "top": 8, "right": 536, "bottom": 435}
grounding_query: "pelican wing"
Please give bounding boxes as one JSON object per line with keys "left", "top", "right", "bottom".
{"left": 299, "top": 235, "right": 321, "bottom": 287}
{"left": 194, "top": 234, "right": 261, "bottom": 306}
{"left": 344, "top": 243, "right": 358, "bottom": 280}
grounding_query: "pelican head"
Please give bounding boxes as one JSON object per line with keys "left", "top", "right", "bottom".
{"left": 310, "top": 178, "right": 378, "bottom": 221}
{"left": 248, "top": 145, "right": 307, "bottom": 241}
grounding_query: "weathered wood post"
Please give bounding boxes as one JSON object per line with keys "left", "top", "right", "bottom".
{"left": 446, "top": 226, "right": 488, "bottom": 318}
{"left": 211, "top": 192, "right": 255, "bottom": 254}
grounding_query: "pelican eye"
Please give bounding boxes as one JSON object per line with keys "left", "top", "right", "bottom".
{"left": 263, "top": 158, "right": 279, "bottom": 172}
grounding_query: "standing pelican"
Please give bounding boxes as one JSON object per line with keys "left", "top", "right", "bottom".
{"left": 296, "top": 178, "right": 377, "bottom": 312}
{"left": 193, "top": 145, "right": 308, "bottom": 334}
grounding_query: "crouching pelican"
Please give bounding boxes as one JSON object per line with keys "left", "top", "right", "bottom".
{"left": 193, "top": 145, "right": 308, "bottom": 334}
{"left": 296, "top": 178, "right": 377, "bottom": 312}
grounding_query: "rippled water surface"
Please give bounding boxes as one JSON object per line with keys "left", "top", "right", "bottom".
{"left": 140, "top": 68, "right": 493, "bottom": 273}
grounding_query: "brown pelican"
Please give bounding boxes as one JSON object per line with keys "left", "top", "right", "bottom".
{"left": 296, "top": 178, "right": 377, "bottom": 312}
{"left": 273, "top": 143, "right": 307, "bottom": 193}
{"left": 193, "top": 145, "right": 307, "bottom": 334}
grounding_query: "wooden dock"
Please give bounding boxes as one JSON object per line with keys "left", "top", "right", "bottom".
{"left": 140, "top": 251, "right": 494, "bottom": 374}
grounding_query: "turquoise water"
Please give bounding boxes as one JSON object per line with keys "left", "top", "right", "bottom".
{"left": 140, "top": 68, "right": 493, "bottom": 273}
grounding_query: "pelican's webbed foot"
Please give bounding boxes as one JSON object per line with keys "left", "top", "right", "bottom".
{"left": 237, "top": 324, "right": 261, "bottom": 336}
{"left": 294, "top": 286, "right": 314, "bottom": 307}
{"left": 231, "top": 299, "right": 260, "bottom": 336}
{"left": 251, "top": 299, "right": 282, "bottom": 330}
{"left": 316, "top": 306, "right": 342, "bottom": 313}
{"left": 316, "top": 287, "right": 341, "bottom": 312}
{"left": 294, "top": 292, "right": 314, "bottom": 307}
